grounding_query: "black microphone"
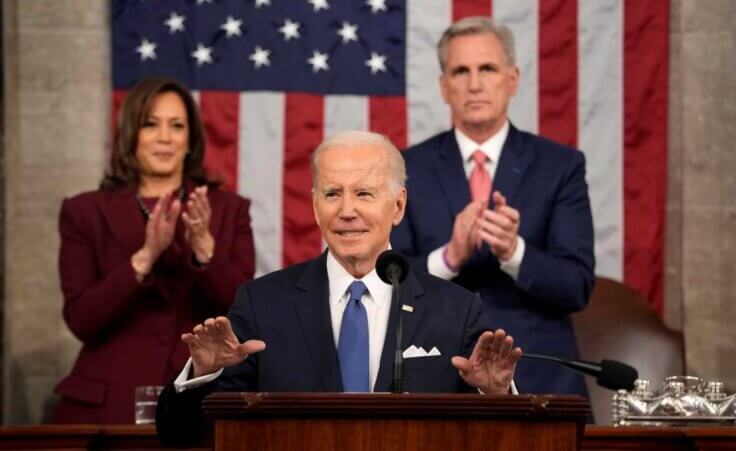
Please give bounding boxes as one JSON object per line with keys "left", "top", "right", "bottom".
{"left": 376, "top": 250, "right": 409, "bottom": 285}
{"left": 376, "top": 250, "right": 409, "bottom": 393}
{"left": 522, "top": 353, "right": 638, "bottom": 391}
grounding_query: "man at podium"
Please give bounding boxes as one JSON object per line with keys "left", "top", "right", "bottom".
{"left": 156, "top": 131, "right": 521, "bottom": 444}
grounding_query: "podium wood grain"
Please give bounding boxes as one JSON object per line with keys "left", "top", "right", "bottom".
{"left": 203, "top": 393, "right": 589, "bottom": 451}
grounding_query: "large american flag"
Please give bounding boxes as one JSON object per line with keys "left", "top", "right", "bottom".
{"left": 112, "top": 0, "right": 669, "bottom": 314}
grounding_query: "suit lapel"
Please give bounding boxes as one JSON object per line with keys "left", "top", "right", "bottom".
{"left": 374, "top": 271, "right": 425, "bottom": 392}
{"left": 98, "top": 187, "right": 145, "bottom": 256}
{"left": 293, "top": 252, "right": 343, "bottom": 391}
{"left": 490, "top": 124, "right": 532, "bottom": 209}
{"left": 435, "top": 131, "right": 471, "bottom": 217}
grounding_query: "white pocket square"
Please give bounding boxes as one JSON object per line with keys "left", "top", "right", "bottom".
{"left": 403, "top": 345, "right": 442, "bottom": 359}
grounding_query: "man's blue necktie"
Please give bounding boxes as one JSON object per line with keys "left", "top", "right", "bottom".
{"left": 337, "top": 281, "right": 370, "bottom": 392}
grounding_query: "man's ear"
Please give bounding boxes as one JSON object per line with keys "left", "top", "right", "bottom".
{"left": 392, "top": 187, "right": 407, "bottom": 226}
{"left": 312, "top": 191, "right": 321, "bottom": 228}
{"left": 508, "top": 65, "right": 520, "bottom": 97}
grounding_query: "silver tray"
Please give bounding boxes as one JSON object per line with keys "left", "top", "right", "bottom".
{"left": 619, "top": 415, "right": 736, "bottom": 427}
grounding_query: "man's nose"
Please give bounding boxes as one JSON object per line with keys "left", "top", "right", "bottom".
{"left": 338, "top": 193, "right": 357, "bottom": 217}
{"left": 468, "top": 70, "right": 482, "bottom": 91}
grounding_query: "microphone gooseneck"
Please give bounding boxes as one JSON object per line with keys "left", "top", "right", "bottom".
{"left": 522, "top": 353, "right": 638, "bottom": 391}
{"left": 376, "top": 250, "right": 409, "bottom": 393}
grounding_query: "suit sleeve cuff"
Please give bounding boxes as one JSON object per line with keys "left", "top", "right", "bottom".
{"left": 499, "top": 237, "right": 525, "bottom": 281}
{"left": 174, "top": 358, "right": 224, "bottom": 393}
{"left": 427, "top": 246, "right": 459, "bottom": 280}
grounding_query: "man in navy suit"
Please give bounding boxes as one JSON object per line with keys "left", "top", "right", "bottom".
{"left": 156, "top": 131, "right": 522, "bottom": 445}
{"left": 391, "top": 17, "right": 595, "bottom": 397}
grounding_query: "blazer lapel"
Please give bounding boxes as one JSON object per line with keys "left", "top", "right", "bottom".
{"left": 374, "top": 270, "right": 425, "bottom": 392}
{"left": 490, "top": 124, "right": 532, "bottom": 210}
{"left": 435, "top": 131, "right": 471, "bottom": 217}
{"left": 293, "top": 252, "right": 343, "bottom": 391}
{"left": 98, "top": 187, "right": 146, "bottom": 256}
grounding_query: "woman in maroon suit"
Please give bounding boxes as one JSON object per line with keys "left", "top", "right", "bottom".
{"left": 53, "top": 78, "right": 255, "bottom": 424}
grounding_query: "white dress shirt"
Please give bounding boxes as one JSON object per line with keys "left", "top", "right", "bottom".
{"left": 427, "top": 120, "right": 526, "bottom": 281}
{"left": 174, "top": 248, "right": 394, "bottom": 393}
{"left": 326, "top": 250, "right": 392, "bottom": 392}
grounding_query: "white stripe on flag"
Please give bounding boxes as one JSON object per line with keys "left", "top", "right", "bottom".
{"left": 579, "top": 0, "right": 623, "bottom": 280}
{"left": 494, "top": 0, "right": 539, "bottom": 134}
{"left": 324, "top": 95, "right": 369, "bottom": 137}
{"left": 238, "top": 92, "right": 285, "bottom": 278}
{"left": 406, "top": 0, "right": 451, "bottom": 146}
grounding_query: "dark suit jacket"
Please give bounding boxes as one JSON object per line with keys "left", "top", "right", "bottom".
{"left": 53, "top": 181, "right": 255, "bottom": 424}
{"left": 156, "top": 252, "right": 489, "bottom": 445}
{"left": 391, "top": 126, "right": 595, "bottom": 396}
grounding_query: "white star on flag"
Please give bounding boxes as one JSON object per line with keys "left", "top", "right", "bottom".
{"left": 337, "top": 22, "right": 358, "bottom": 44}
{"left": 221, "top": 16, "right": 243, "bottom": 37}
{"left": 249, "top": 46, "right": 271, "bottom": 68}
{"left": 307, "top": 50, "right": 329, "bottom": 73}
{"left": 366, "top": 0, "right": 387, "bottom": 14}
{"left": 279, "top": 19, "right": 301, "bottom": 41}
{"left": 191, "top": 44, "right": 213, "bottom": 66}
{"left": 135, "top": 39, "right": 157, "bottom": 61}
{"left": 164, "top": 12, "right": 185, "bottom": 34}
{"left": 254, "top": 0, "right": 271, "bottom": 7}
{"left": 308, "top": 0, "right": 329, "bottom": 12}
{"left": 365, "top": 52, "right": 387, "bottom": 74}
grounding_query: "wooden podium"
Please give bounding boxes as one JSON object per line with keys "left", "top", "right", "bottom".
{"left": 202, "top": 393, "right": 590, "bottom": 451}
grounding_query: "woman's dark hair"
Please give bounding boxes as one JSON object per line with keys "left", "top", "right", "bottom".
{"left": 100, "top": 77, "right": 219, "bottom": 190}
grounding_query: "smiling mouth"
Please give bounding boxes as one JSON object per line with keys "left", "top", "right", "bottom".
{"left": 335, "top": 231, "right": 368, "bottom": 239}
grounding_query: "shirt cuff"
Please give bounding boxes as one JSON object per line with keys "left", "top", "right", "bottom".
{"left": 499, "top": 237, "right": 525, "bottom": 281}
{"left": 173, "top": 357, "right": 224, "bottom": 393}
{"left": 477, "top": 380, "right": 519, "bottom": 395}
{"left": 428, "top": 245, "right": 459, "bottom": 280}
{"left": 510, "top": 380, "right": 519, "bottom": 395}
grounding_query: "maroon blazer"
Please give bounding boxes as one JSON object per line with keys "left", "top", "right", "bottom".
{"left": 53, "top": 182, "right": 255, "bottom": 424}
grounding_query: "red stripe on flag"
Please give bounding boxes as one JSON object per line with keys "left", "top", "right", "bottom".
{"left": 111, "top": 90, "right": 128, "bottom": 143}
{"left": 370, "top": 96, "right": 408, "bottom": 149}
{"left": 282, "top": 93, "right": 324, "bottom": 267}
{"left": 199, "top": 91, "right": 240, "bottom": 192}
{"left": 624, "top": 0, "right": 669, "bottom": 315}
{"left": 538, "top": 0, "right": 578, "bottom": 148}
{"left": 453, "top": 0, "right": 492, "bottom": 21}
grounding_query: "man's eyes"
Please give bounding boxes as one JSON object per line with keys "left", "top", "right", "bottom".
{"left": 450, "top": 65, "right": 497, "bottom": 76}
{"left": 322, "top": 190, "right": 374, "bottom": 199}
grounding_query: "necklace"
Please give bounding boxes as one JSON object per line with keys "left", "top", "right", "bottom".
{"left": 135, "top": 186, "right": 186, "bottom": 220}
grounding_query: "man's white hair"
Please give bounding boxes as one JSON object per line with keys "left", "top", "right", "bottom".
{"left": 311, "top": 130, "right": 407, "bottom": 195}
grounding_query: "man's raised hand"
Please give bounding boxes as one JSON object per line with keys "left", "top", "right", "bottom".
{"left": 181, "top": 316, "right": 266, "bottom": 377}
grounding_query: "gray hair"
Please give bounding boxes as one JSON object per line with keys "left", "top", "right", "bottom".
{"left": 311, "top": 130, "right": 407, "bottom": 196}
{"left": 437, "top": 16, "right": 516, "bottom": 71}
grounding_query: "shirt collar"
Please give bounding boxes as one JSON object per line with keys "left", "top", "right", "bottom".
{"left": 454, "top": 119, "right": 509, "bottom": 165}
{"left": 326, "top": 249, "right": 392, "bottom": 309}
